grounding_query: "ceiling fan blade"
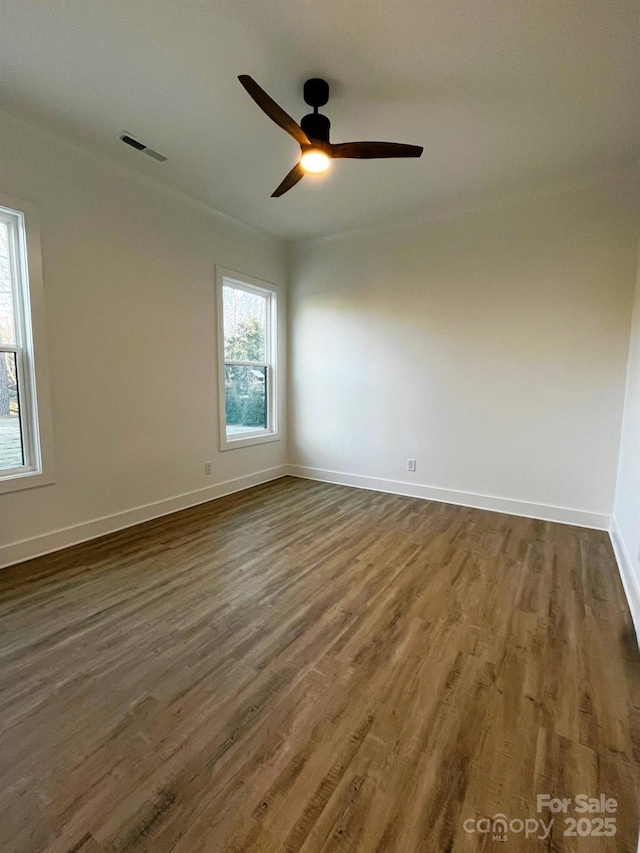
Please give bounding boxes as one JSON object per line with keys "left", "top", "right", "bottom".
{"left": 330, "top": 142, "right": 423, "bottom": 159}
{"left": 272, "top": 164, "right": 305, "bottom": 197}
{"left": 239, "top": 75, "right": 310, "bottom": 146}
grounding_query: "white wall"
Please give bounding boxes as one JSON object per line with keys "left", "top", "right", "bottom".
{"left": 612, "top": 240, "right": 640, "bottom": 638}
{"left": 0, "top": 112, "right": 287, "bottom": 567}
{"left": 289, "top": 176, "right": 639, "bottom": 528}
{"left": 1, "top": 109, "right": 637, "bottom": 569}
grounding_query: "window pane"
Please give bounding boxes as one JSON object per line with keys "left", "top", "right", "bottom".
{"left": 225, "top": 364, "right": 267, "bottom": 435}
{"left": 0, "top": 351, "right": 24, "bottom": 470}
{"left": 223, "top": 285, "right": 266, "bottom": 363}
{"left": 0, "top": 221, "right": 17, "bottom": 345}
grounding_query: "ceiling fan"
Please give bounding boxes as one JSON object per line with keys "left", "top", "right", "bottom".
{"left": 238, "top": 76, "right": 424, "bottom": 197}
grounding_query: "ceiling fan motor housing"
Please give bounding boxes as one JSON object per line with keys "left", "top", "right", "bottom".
{"left": 301, "top": 112, "right": 331, "bottom": 143}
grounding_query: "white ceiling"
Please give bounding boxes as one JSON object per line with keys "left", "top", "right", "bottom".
{"left": 1, "top": 0, "right": 638, "bottom": 240}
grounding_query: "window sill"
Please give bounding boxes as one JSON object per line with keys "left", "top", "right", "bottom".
{"left": 220, "top": 431, "right": 281, "bottom": 451}
{"left": 0, "top": 467, "right": 55, "bottom": 495}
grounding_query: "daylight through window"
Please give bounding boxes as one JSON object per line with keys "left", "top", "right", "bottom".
{"left": 218, "top": 272, "right": 278, "bottom": 449}
{"left": 0, "top": 205, "right": 39, "bottom": 478}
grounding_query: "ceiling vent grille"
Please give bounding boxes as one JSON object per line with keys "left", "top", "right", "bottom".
{"left": 118, "top": 132, "right": 167, "bottom": 163}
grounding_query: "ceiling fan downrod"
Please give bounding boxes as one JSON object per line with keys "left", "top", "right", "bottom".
{"left": 301, "top": 78, "right": 331, "bottom": 144}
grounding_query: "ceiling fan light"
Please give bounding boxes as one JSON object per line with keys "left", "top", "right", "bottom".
{"left": 300, "top": 149, "right": 330, "bottom": 173}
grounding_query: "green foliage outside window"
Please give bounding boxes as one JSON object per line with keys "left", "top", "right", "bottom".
{"left": 225, "top": 315, "right": 267, "bottom": 428}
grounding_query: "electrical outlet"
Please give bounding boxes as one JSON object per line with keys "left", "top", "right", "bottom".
{"left": 407, "top": 459, "right": 416, "bottom": 472}
{"left": 204, "top": 461, "right": 212, "bottom": 475}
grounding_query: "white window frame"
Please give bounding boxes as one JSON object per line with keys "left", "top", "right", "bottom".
{"left": 0, "top": 194, "right": 54, "bottom": 494}
{"left": 216, "top": 267, "right": 280, "bottom": 451}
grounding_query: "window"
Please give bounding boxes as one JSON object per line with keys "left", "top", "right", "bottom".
{"left": 217, "top": 269, "right": 279, "bottom": 450}
{"left": 0, "top": 196, "right": 54, "bottom": 492}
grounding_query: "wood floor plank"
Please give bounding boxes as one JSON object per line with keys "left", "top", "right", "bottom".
{"left": 0, "top": 477, "right": 638, "bottom": 852}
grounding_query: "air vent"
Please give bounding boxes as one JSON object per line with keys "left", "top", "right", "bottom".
{"left": 118, "top": 132, "right": 167, "bottom": 163}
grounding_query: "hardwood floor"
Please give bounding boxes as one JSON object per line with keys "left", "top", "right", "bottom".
{"left": 1, "top": 477, "right": 638, "bottom": 852}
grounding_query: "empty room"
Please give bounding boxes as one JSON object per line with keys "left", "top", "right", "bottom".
{"left": 1, "top": 1, "right": 639, "bottom": 851}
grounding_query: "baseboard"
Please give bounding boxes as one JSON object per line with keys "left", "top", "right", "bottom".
{"left": 2, "top": 463, "right": 613, "bottom": 570}
{"left": 0, "top": 465, "right": 288, "bottom": 569}
{"left": 609, "top": 516, "right": 640, "bottom": 647}
{"left": 287, "top": 465, "right": 610, "bottom": 530}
